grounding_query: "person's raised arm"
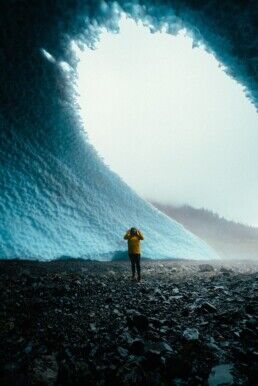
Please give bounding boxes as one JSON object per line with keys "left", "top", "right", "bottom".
{"left": 124, "top": 230, "right": 130, "bottom": 240}
{"left": 137, "top": 230, "right": 144, "bottom": 240}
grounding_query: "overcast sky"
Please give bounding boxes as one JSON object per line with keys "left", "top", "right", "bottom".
{"left": 76, "top": 15, "right": 258, "bottom": 227}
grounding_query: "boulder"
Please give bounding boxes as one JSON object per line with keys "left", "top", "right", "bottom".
{"left": 183, "top": 328, "right": 199, "bottom": 341}
{"left": 199, "top": 264, "right": 214, "bottom": 272}
{"left": 127, "top": 310, "right": 149, "bottom": 331}
{"left": 129, "top": 339, "right": 145, "bottom": 355}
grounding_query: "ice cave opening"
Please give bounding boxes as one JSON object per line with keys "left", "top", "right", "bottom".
{"left": 74, "top": 15, "right": 258, "bottom": 226}
{"left": 1, "top": 1, "right": 257, "bottom": 259}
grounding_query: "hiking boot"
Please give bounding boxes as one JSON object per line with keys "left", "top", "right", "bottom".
{"left": 137, "top": 275, "right": 141, "bottom": 282}
{"left": 131, "top": 275, "right": 136, "bottom": 281}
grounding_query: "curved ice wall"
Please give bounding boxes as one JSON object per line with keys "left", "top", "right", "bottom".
{"left": 0, "top": 1, "right": 257, "bottom": 260}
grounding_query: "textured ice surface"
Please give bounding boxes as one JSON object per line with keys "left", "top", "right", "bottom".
{"left": 5, "top": 0, "right": 257, "bottom": 260}
{"left": 0, "top": 115, "right": 218, "bottom": 260}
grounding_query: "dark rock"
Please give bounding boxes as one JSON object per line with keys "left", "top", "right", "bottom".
{"left": 240, "top": 327, "right": 257, "bottom": 340}
{"left": 31, "top": 354, "right": 58, "bottom": 386}
{"left": 119, "top": 331, "right": 134, "bottom": 345}
{"left": 248, "top": 364, "right": 258, "bottom": 386}
{"left": 220, "top": 267, "right": 234, "bottom": 274}
{"left": 156, "top": 341, "right": 173, "bottom": 354}
{"left": 24, "top": 342, "right": 33, "bottom": 354}
{"left": 246, "top": 316, "right": 257, "bottom": 329}
{"left": 165, "top": 355, "right": 192, "bottom": 377}
{"left": 208, "top": 364, "right": 233, "bottom": 386}
{"left": 143, "top": 349, "right": 162, "bottom": 369}
{"left": 147, "top": 341, "right": 174, "bottom": 356}
{"left": 127, "top": 310, "right": 149, "bottom": 331}
{"left": 117, "top": 346, "right": 129, "bottom": 357}
{"left": 129, "top": 339, "right": 145, "bottom": 355}
{"left": 181, "top": 307, "right": 190, "bottom": 317}
{"left": 199, "top": 264, "right": 214, "bottom": 272}
{"left": 56, "top": 361, "right": 74, "bottom": 386}
{"left": 75, "top": 362, "right": 94, "bottom": 386}
{"left": 172, "top": 287, "right": 180, "bottom": 294}
{"left": 117, "top": 361, "right": 145, "bottom": 385}
{"left": 182, "top": 328, "right": 199, "bottom": 341}
{"left": 149, "top": 317, "right": 163, "bottom": 328}
{"left": 245, "top": 302, "right": 256, "bottom": 314}
{"left": 200, "top": 302, "right": 217, "bottom": 313}
{"left": 89, "top": 323, "right": 97, "bottom": 332}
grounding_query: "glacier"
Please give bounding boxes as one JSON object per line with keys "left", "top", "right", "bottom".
{"left": 0, "top": 111, "right": 217, "bottom": 260}
{"left": 1, "top": 0, "right": 256, "bottom": 261}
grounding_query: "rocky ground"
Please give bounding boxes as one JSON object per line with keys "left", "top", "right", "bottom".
{"left": 0, "top": 258, "right": 257, "bottom": 386}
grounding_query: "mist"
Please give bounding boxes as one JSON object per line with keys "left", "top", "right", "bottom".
{"left": 77, "top": 16, "right": 258, "bottom": 227}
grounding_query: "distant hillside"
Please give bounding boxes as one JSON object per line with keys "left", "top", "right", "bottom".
{"left": 152, "top": 202, "right": 258, "bottom": 260}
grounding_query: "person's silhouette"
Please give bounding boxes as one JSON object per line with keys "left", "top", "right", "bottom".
{"left": 124, "top": 227, "right": 144, "bottom": 281}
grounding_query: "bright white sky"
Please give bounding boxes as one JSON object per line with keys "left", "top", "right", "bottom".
{"left": 75, "top": 15, "right": 258, "bottom": 226}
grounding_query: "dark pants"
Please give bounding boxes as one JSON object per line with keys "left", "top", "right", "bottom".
{"left": 129, "top": 254, "right": 141, "bottom": 277}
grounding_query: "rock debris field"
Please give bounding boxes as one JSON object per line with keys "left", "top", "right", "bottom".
{"left": 0, "top": 258, "right": 257, "bottom": 386}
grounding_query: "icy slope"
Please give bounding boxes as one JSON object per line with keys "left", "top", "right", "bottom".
{"left": 0, "top": 114, "right": 217, "bottom": 260}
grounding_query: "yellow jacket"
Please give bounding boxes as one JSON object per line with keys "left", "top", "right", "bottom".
{"left": 124, "top": 230, "right": 144, "bottom": 254}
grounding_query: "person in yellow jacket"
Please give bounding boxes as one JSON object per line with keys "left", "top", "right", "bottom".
{"left": 124, "top": 227, "right": 144, "bottom": 281}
